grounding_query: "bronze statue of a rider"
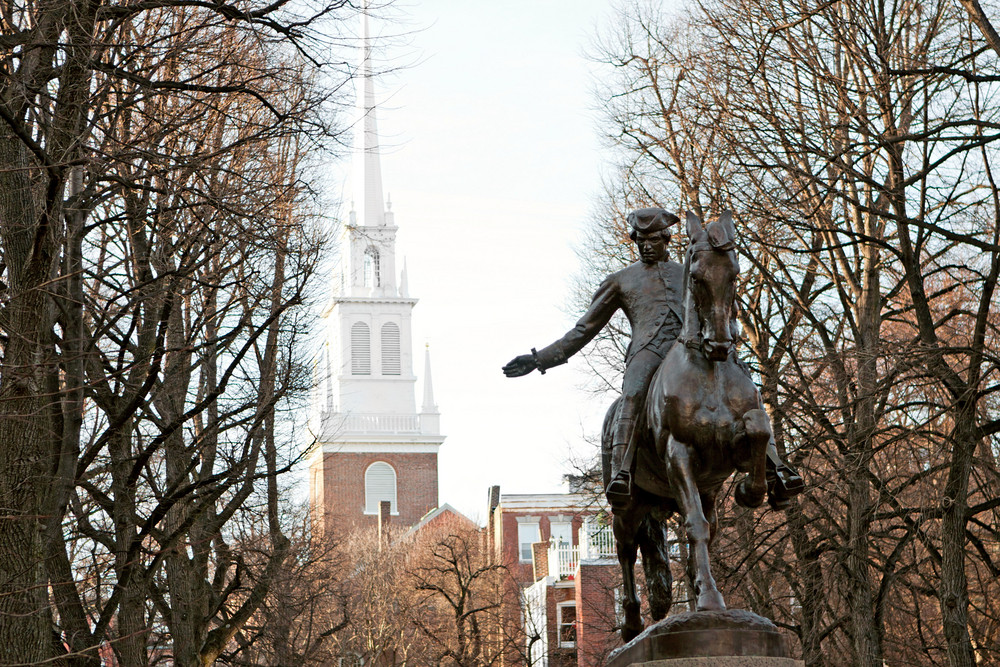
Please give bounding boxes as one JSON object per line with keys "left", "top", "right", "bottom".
{"left": 503, "top": 207, "right": 802, "bottom": 510}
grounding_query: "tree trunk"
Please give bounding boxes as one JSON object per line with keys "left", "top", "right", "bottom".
{"left": 938, "top": 402, "right": 977, "bottom": 667}
{"left": 844, "top": 239, "right": 884, "bottom": 667}
{"left": 110, "top": 423, "right": 150, "bottom": 666}
{"left": 787, "top": 502, "right": 826, "bottom": 667}
{"left": 0, "top": 130, "right": 57, "bottom": 665}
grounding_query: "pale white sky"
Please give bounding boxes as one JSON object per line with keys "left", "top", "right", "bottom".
{"left": 325, "top": 1, "right": 678, "bottom": 524}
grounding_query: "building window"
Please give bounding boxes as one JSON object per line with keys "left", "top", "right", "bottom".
{"left": 381, "top": 322, "right": 401, "bottom": 375}
{"left": 364, "top": 462, "right": 397, "bottom": 514}
{"left": 351, "top": 322, "right": 370, "bottom": 375}
{"left": 557, "top": 602, "right": 576, "bottom": 648}
{"left": 517, "top": 521, "right": 540, "bottom": 563}
{"left": 550, "top": 519, "right": 572, "bottom": 546}
{"left": 363, "top": 246, "right": 380, "bottom": 287}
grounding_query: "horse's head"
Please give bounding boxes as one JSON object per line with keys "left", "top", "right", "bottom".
{"left": 684, "top": 211, "right": 740, "bottom": 362}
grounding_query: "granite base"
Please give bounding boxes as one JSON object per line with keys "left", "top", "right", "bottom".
{"left": 606, "top": 610, "right": 802, "bottom": 667}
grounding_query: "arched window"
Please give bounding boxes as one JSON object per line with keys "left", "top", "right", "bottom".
{"left": 351, "top": 322, "right": 370, "bottom": 375}
{"left": 381, "top": 322, "right": 401, "bottom": 375}
{"left": 364, "top": 462, "right": 397, "bottom": 514}
{"left": 363, "top": 246, "right": 380, "bottom": 288}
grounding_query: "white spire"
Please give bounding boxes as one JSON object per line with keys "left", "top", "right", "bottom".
{"left": 356, "top": 6, "right": 386, "bottom": 228}
{"left": 399, "top": 257, "right": 409, "bottom": 297}
{"left": 419, "top": 344, "right": 441, "bottom": 435}
{"left": 422, "top": 344, "right": 437, "bottom": 412}
{"left": 342, "top": 3, "right": 398, "bottom": 296}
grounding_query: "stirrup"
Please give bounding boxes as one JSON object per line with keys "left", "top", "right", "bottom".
{"left": 767, "top": 464, "right": 804, "bottom": 497}
{"left": 766, "top": 463, "right": 804, "bottom": 510}
{"left": 606, "top": 472, "right": 632, "bottom": 510}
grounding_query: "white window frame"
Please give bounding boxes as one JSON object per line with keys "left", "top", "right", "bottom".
{"left": 363, "top": 461, "right": 397, "bottom": 515}
{"left": 517, "top": 520, "right": 540, "bottom": 563}
{"left": 550, "top": 518, "right": 572, "bottom": 546}
{"left": 556, "top": 601, "right": 576, "bottom": 649}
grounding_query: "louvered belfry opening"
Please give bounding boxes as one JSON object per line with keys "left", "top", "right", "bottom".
{"left": 365, "top": 461, "right": 397, "bottom": 513}
{"left": 381, "top": 322, "right": 401, "bottom": 375}
{"left": 351, "top": 322, "right": 371, "bottom": 375}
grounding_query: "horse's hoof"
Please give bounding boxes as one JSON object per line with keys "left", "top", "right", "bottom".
{"left": 734, "top": 476, "right": 765, "bottom": 508}
{"left": 697, "top": 589, "right": 727, "bottom": 612}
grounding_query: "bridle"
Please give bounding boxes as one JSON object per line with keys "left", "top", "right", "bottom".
{"left": 677, "top": 239, "right": 738, "bottom": 355}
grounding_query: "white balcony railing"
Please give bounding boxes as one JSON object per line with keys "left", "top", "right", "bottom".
{"left": 341, "top": 413, "right": 421, "bottom": 434}
{"left": 547, "top": 542, "right": 579, "bottom": 579}
{"left": 547, "top": 519, "right": 617, "bottom": 580}
{"left": 579, "top": 518, "right": 616, "bottom": 560}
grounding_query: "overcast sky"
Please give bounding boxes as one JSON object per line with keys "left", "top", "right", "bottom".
{"left": 324, "top": 0, "right": 678, "bottom": 523}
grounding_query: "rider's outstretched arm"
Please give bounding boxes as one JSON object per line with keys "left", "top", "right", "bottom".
{"left": 531, "top": 273, "right": 621, "bottom": 371}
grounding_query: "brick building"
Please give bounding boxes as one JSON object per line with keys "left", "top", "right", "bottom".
{"left": 487, "top": 486, "right": 626, "bottom": 667}
{"left": 309, "top": 12, "right": 444, "bottom": 538}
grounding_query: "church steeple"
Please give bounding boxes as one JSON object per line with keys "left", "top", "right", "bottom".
{"left": 311, "top": 5, "right": 444, "bottom": 538}
{"left": 343, "top": 4, "right": 397, "bottom": 297}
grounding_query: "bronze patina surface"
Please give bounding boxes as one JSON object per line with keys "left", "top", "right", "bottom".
{"left": 504, "top": 210, "right": 805, "bottom": 647}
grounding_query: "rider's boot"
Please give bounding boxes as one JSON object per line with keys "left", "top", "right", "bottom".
{"left": 606, "top": 442, "right": 631, "bottom": 510}
{"left": 606, "top": 416, "right": 635, "bottom": 510}
{"left": 765, "top": 441, "right": 804, "bottom": 510}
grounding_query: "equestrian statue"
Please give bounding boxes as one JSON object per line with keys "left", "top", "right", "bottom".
{"left": 503, "top": 208, "right": 803, "bottom": 642}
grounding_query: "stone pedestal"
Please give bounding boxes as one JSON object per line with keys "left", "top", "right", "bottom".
{"left": 606, "top": 610, "right": 803, "bottom": 667}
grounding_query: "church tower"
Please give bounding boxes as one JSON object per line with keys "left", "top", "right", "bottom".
{"left": 310, "top": 11, "right": 444, "bottom": 537}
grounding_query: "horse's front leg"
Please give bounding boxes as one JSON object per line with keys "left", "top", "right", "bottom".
{"left": 734, "top": 408, "right": 770, "bottom": 508}
{"left": 666, "top": 435, "right": 725, "bottom": 611}
{"left": 613, "top": 513, "right": 643, "bottom": 642}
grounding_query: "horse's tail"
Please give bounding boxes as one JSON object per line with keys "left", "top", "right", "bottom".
{"left": 601, "top": 396, "right": 622, "bottom": 490}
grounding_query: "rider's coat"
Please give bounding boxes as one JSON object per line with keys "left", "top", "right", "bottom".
{"left": 533, "top": 259, "right": 685, "bottom": 370}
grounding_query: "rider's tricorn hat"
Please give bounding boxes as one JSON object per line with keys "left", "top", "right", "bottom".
{"left": 628, "top": 207, "right": 679, "bottom": 241}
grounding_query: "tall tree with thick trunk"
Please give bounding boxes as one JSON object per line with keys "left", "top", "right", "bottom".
{"left": 0, "top": 0, "right": 359, "bottom": 662}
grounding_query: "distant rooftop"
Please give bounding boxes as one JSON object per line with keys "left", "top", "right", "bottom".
{"left": 498, "top": 493, "right": 602, "bottom": 511}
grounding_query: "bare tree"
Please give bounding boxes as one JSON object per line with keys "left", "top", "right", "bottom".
{"left": 0, "top": 0, "right": 362, "bottom": 662}
{"left": 222, "top": 506, "right": 352, "bottom": 665}
{"left": 586, "top": 1, "right": 1000, "bottom": 666}
{"left": 407, "top": 527, "right": 521, "bottom": 667}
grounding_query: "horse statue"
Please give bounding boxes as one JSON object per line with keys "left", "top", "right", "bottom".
{"left": 602, "top": 211, "right": 774, "bottom": 642}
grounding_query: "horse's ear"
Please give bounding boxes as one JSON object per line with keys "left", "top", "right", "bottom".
{"left": 719, "top": 210, "right": 735, "bottom": 239}
{"left": 707, "top": 210, "right": 736, "bottom": 249}
{"left": 686, "top": 211, "right": 706, "bottom": 242}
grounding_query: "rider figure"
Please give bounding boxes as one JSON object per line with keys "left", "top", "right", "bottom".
{"left": 503, "top": 207, "right": 803, "bottom": 510}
